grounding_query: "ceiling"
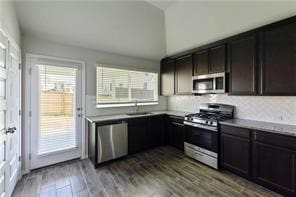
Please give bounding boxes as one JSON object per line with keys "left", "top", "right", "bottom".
{"left": 14, "top": 1, "right": 166, "bottom": 60}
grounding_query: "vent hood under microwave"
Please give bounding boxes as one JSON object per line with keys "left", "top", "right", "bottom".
{"left": 192, "top": 72, "right": 227, "bottom": 94}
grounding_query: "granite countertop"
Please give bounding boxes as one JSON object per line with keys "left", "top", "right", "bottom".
{"left": 220, "top": 119, "right": 296, "bottom": 137}
{"left": 86, "top": 110, "right": 188, "bottom": 123}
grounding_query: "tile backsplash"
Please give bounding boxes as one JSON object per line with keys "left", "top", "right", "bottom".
{"left": 168, "top": 94, "right": 296, "bottom": 125}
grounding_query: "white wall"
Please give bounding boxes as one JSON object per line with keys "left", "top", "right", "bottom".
{"left": 22, "top": 35, "right": 167, "bottom": 117}
{"left": 165, "top": 1, "right": 296, "bottom": 55}
{"left": 0, "top": 1, "right": 21, "bottom": 45}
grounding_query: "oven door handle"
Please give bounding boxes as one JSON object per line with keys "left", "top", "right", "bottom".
{"left": 172, "top": 122, "right": 184, "bottom": 127}
{"left": 194, "top": 151, "right": 204, "bottom": 157}
{"left": 183, "top": 121, "right": 218, "bottom": 132}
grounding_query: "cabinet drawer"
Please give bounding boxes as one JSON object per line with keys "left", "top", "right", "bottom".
{"left": 167, "top": 115, "right": 184, "bottom": 124}
{"left": 128, "top": 117, "right": 149, "bottom": 125}
{"left": 254, "top": 131, "right": 296, "bottom": 150}
{"left": 220, "top": 125, "right": 250, "bottom": 139}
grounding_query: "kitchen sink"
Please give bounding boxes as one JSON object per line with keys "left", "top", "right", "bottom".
{"left": 126, "top": 112, "right": 151, "bottom": 116}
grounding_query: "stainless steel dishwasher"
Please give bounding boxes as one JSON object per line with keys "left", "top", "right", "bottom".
{"left": 97, "top": 121, "right": 128, "bottom": 164}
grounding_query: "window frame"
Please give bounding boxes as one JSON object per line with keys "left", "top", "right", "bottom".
{"left": 96, "top": 65, "right": 159, "bottom": 108}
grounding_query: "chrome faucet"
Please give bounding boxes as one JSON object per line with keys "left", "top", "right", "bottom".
{"left": 134, "top": 100, "right": 139, "bottom": 113}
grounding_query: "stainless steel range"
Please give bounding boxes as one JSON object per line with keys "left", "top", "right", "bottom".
{"left": 183, "top": 103, "right": 234, "bottom": 169}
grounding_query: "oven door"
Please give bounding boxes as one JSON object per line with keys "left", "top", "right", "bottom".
{"left": 184, "top": 124, "right": 218, "bottom": 153}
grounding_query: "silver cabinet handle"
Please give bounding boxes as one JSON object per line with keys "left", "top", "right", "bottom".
{"left": 6, "top": 127, "right": 16, "bottom": 134}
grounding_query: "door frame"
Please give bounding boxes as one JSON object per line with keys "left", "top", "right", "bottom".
{"left": 24, "top": 53, "right": 85, "bottom": 173}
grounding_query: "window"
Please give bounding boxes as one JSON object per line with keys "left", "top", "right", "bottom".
{"left": 96, "top": 65, "right": 158, "bottom": 107}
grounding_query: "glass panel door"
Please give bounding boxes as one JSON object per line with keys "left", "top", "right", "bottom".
{"left": 30, "top": 58, "right": 82, "bottom": 169}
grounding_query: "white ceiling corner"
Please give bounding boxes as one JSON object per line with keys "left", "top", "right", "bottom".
{"left": 145, "top": 1, "right": 175, "bottom": 10}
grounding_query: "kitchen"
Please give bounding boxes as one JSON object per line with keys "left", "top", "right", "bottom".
{"left": 1, "top": 1, "right": 296, "bottom": 197}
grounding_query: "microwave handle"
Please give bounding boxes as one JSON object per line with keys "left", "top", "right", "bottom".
{"left": 213, "top": 77, "right": 216, "bottom": 90}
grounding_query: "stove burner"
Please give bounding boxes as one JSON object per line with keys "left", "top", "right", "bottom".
{"left": 184, "top": 103, "right": 234, "bottom": 127}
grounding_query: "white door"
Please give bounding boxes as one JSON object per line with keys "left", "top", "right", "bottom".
{"left": 30, "top": 57, "right": 82, "bottom": 169}
{"left": 0, "top": 30, "right": 21, "bottom": 197}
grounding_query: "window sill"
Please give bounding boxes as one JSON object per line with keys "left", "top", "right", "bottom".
{"left": 96, "top": 102, "right": 158, "bottom": 109}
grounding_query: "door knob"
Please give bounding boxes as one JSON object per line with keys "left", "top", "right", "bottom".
{"left": 6, "top": 127, "right": 16, "bottom": 134}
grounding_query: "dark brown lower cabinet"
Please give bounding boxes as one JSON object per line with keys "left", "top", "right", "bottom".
{"left": 220, "top": 125, "right": 251, "bottom": 178}
{"left": 220, "top": 125, "right": 296, "bottom": 196}
{"left": 221, "top": 134, "right": 251, "bottom": 178}
{"left": 167, "top": 116, "right": 185, "bottom": 150}
{"left": 149, "top": 115, "right": 165, "bottom": 148}
{"left": 128, "top": 118, "right": 149, "bottom": 154}
{"left": 128, "top": 115, "right": 166, "bottom": 154}
{"left": 253, "top": 131, "right": 296, "bottom": 196}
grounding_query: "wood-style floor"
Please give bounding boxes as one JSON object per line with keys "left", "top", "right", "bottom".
{"left": 12, "top": 146, "right": 281, "bottom": 197}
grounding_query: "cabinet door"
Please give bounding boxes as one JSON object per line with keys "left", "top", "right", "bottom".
{"left": 260, "top": 20, "right": 296, "bottom": 95}
{"left": 175, "top": 55, "right": 193, "bottom": 95}
{"left": 194, "top": 50, "right": 208, "bottom": 76}
{"left": 149, "top": 115, "right": 165, "bottom": 148}
{"left": 168, "top": 122, "right": 176, "bottom": 147}
{"left": 221, "top": 134, "right": 251, "bottom": 178}
{"left": 229, "top": 34, "right": 258, "bottom": 95}
{"left": 160, "top": 60, "right": 174, "bottom": 95}
{"left": 253, "top": 141, "right": 296, "bottom": 196}
{"left": 168, "top": 118, "right": 185, "bottom": 150}
{"left": 174, "top": 122, "right": 185, "bottom": 150}
{"left": 128, "top": 118, "right": 149, "bottom": 154}
{"left": 209, "top": 45, "right": 226, "bottom": 73}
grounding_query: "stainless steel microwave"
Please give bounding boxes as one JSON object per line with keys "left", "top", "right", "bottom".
{"left": 192, "top": 72, "right": 226, "bottom": 94}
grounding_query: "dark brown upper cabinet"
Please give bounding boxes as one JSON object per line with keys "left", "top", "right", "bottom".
{"left": 260, "top": 19, "right": 296, "bottom": 95}
{"left": 160, "top": 59, "right": 175, "bottom": 96}
{"left": 229, "top": 33, "right": 258, "bottom": 95}
{"left": 160, "top": 16, "right": 296, "bottom": 96}
{"left": 193, "top": 50, "right": 208, "bottom": 76}
{"left": 209, "top": 45, "right": 226, "bottom": 74}
{"left": 175, "top": 55, "right": 193, "bottom": 95}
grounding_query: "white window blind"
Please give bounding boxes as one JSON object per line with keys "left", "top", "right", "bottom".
{"left": 96, "top": 65, "right": 158, "bottom": 106}
{"left": 38, "top": 65, "right": 77, "bottom": 155}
